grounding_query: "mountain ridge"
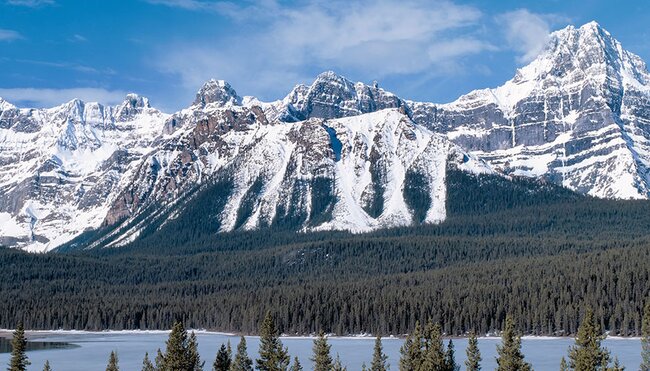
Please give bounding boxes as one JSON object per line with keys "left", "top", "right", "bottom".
{"left": 2, "top": 21, "right": 650, "bottom": 252}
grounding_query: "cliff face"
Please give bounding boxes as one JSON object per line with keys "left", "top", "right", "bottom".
{"left": 3, "top": 22, "right": 650, "bottom": 252}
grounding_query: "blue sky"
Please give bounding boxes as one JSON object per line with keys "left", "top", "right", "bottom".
{"left": 1, "top": 0, "right": 649, "bottom": 112}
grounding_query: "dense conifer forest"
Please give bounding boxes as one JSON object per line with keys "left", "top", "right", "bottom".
{"left": 2, "top": 170, "right": 650, "bottom": 336}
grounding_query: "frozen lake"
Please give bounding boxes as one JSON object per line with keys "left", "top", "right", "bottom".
{"left": 0, "top": 331, "right": 643, "bottom": 370}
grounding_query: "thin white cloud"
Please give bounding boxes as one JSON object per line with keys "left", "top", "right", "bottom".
{"left": 15, "top": 59, "right": 114, "bottom": 74}
{"left": 70, "top": 34, "right": 87, "bottom": 42}
{"left": 497, "top": 9, "right": 567, "bottom": 63}
{"left": 143, "top": 0, "right": 230, "bottom": 12}
{"left": 154, "top": 0, "right": 491, "bottom": 99}
{"left": 0, "top": 87, "right": 128, "bottom": 107}
{"left": 5, "top": 0, "right": 55, "bottom": 7}
{"left": 0, "top": 29, "right": 22, "bottom": 41}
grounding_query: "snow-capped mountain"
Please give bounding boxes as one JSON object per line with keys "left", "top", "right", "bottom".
{"left": 410, "top": 21, "right": 650, "bottom": 199}
{"left": 1, "top": 21, "right": 649, "bottom": 252}
{"left": 0, "top": 95, "right": 168, "bottom": 252}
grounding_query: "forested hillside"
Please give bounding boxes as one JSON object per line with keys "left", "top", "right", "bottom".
{"left": 2, "top": 170, "right": 649, "bottom": 336}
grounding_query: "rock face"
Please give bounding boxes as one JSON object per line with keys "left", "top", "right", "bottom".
{"left": 0, "top": 96, "right": 167, "bottom": 252}
{"left": 97, "top": 106, "right": 488, "bottom": 248}
{"left": 2, "top": 21, "right": 650, "bottom": 252}
{"left": 408, "top": 22, "right": 650, "bottom": 199}
{"left": 271, "top": 71, "right": 407, "bottom": 122}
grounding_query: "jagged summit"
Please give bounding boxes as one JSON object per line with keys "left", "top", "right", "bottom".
{"left": 5, "top": 21, "right": 650, "bottom": 252}
{"left": 274, "top": 70, "right": 404, "bottom": 122}
{"left": 0, "top": 97, "right": 16, "bottom": 111}
{"left": 410, "top": 21, "right": 650, "bottom": 200}
{"left": 193, "top": 78, "right": 242, "bottom": 107}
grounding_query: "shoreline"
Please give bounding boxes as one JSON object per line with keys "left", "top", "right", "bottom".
{"left": 0, "top": 329, "right": 642, "bottom": 341}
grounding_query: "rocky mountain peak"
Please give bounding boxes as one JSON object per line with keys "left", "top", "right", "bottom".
{"left": 121, "top": 93, "right": 151, "bottom": 109}
{"left": 0, "top": 98, "right": 16, "bottom": 112}
{"left": 274, "top": 71, "right": 405, "bottom": 122}
{"left": 115, "top": 93, "right": 152, "bottom": 121}
{"left": 193, "top": 79, "right": 242, "bottom": 107}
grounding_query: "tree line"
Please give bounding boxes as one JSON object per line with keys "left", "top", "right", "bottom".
{"left": 8, "top": 303, "right": 650, "bottom": 370}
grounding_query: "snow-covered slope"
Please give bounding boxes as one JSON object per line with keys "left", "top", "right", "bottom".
{"left": 409, "top": 22, "right": 650, "bottom": 199}
{"left": 3, "top": 21, "right": 650, "bottom": 252}
{"left": 96, "top": 105, "right": 489, "bottom": 248}
{"left": 0, "top": 95, "right": 168, "bottom": 251}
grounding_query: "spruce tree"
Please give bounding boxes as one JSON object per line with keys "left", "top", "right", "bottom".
{"left": 610, "top": 357, "right": 624, "bottom": 371}
{"left": 9, "top": 322, "right": 30, "bottom": 371}
{"left": 421, "top": 320, "right": 446, "bottom": 370}
{"left": 160, "top": 321, "right": 204, "bottom": 371}
{"left": 162, "top": 322, "right": 189, "bottom": 369}
{"left": 567, "top": 309, "right": 610, "bottom": 370}
{"left": 106, "top": 351, "right": 119, "bottom": 371}
{"left": 465, "top": 332, "right": 481, "bottom": 371}
{"left": 560, "top": 357, "right": 569, "bottom": 371}
{"left": 370, "top": 336, "right": 388, "bottom": 371}
{"left": 142, "top": 352, "right": 155, "bottom": 371}
{"left": 213, "top": 343, "right": 232, "bottom": 371}
{"left": 289, "top": 357, "right": 303, "bottom": 371}
{"left": 642, "top": 301, "right": 650, "bottom": 371}
{"left": 155, "top": 349, "right": 165, "bottom": 370}
{"left": 332, "top": 354, "right": 347, "bottom": 371}
{"left": 231, "top": 337, "right": 253, "bottom": 371}
{"left": 188, "top": 332, "right": 203, "bottom": 371}
{"left": 311, "top": 331, "right": 333, "bottom": 371}
{"left": 256, "top": 311, "right": 290, "bottom": 371}
{"left": 399, "top": 321, "right": 423, "bottom": 371}
{"left": 496, "top": 316, "right": 531, "bottom": 371}
{"left": 444, "top": 339, "right": 459, "bottom": 371}
{"left": 43, "top": 360, "right": 52, "bottom": 371}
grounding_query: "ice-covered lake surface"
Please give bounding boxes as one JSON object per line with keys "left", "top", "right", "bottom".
{"left": 0, "top": 331, "right": 643, "bottom": 370}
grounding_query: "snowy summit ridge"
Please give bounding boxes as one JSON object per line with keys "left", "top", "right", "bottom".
{"left": 1, "top": 21, "right": 649, "bottom": 252}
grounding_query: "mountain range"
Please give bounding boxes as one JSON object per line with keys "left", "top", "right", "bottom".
{"left": 2, "top": 21, "right": 649, "bottom": 252}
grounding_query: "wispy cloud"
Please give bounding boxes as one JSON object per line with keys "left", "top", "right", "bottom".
{"left": 5, "top": 0, "right": 55, "bottom": 7}
{"left": 0, "top": 87, "right": 127, "bottom": 107}
{"left": 69, "top": 34, "right": 87, "bottom": 42}
{"left": 0, "top": 29, "right": 22, "bottom": 41}
{"left": 143, "top": 0, "right": 230, "bottom": 12}
{"left": 154, "top": 0, "right": 491, "bottom": 99}
{"left": 16, "top": 59, "right": 115, "bottom": 75}
{"left": 497, "top": 9, "right": 569, "bottom": 63}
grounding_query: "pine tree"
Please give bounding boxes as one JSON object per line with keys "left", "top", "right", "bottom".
{"left": 231, "top": 337, "right": 253, "bottom": 371}
{"left": 642, "top": 301, "right": 650, "bottom": 371}
{"left": 155, "top": 349, "right": 165, "bottom": 370}
{"left": 142, "top": 353, "right": 155, "bottom": 371}
{"left": 399, "top": 321, "right": 423, "bottom": 371}
{"left": 213, "top": 343, "right": 232, "bottom": 371}
{"left": 560, "top": 357, "right": 569, "bottom": 371}
{"left": 465, "top": 332, "right": 481, "bottom": 371}
{"left": 43, "top": 360, "right": 52, "bottom": 371}
{"left": 568, "top": 309, "right": 610, "bottom": 370}
{"left": 106, "top": 351, "right": 119, "bottom": 371}
{"left": 444, "top": 339, "right": 459, "bottom": 371}
{"left": 159, "top": 321, "right": 204, "bottom": 371}
{"left": 332, "top": 354, "right": 347, "bottom": 371}
{"left": 496, "top": 316, "right": 531, "bottom": 371}
{"left": 609, "top": 357, "right": 624, "bottom": 371}
{"left": 188, "top": 332, "right": 203, "bottom": 371}
{"left": 421, "top": 320, "right": 446, "bottom": 370}
{"left": 370, "top": 336, "right": 388, "bottom": 371}
{"left": 9, "top": 322, "right": 30, "bottom": 371}
{"left": 256, "top": 311, "right": 290, "bottom": 371}
{"left": 289, "top": 357, "right": 303, "bottom": 371}
{"left": 311, "top": 331, "right": 333, "bottom": 371}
